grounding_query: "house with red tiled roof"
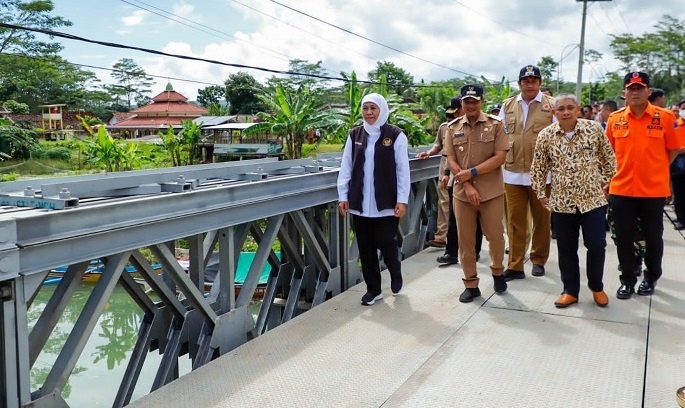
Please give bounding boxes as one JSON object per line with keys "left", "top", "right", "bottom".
{"left": 109, "top": 82, "right": 208, "bottom": 138}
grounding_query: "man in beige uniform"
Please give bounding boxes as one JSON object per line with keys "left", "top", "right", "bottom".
{"left": 418, "top": 97, "right": 462, "bottom": 249}
{"left": 501, "top": 65, "right": 555, "bottom": 281}
{"left": 444, "top": 84, "right": 509, "bottom": 303}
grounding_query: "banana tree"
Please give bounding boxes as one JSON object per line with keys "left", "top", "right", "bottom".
{"left": 247, "top": 83, "right": 342, "bottom": 159}
{"left": 481, "top": 76, "right": 513, "bottom": 108}
{"left": 83, "top": 126, "right": 140, "bottom": 172}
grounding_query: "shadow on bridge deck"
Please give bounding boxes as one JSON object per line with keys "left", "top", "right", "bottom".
{"left": 129, "top": 209, "right": 685, "bottom": 408}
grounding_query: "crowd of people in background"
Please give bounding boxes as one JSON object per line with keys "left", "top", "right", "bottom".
{"left": 337, "top": 64, "right": 685, "bottom": 309}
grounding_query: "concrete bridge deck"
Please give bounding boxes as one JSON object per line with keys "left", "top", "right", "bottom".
{"left": 129, "top": 209, "right": 685, "bottom": 408}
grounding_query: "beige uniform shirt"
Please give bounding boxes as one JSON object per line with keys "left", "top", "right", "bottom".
{"left": 443, "top": 112, "right": 509, "bottom": 202}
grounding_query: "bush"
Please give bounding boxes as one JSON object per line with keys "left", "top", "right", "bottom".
{"left": 301, "top": 144, "right": 317, "bottom": 158}
{"left": 0, "top": 172, "right": 18, "bottom": 182}
{"left": 44, "top": 147, "right": 72, "bottom": 161}
{"left": 33, "top": 147, "right": 72, "bottom": 161}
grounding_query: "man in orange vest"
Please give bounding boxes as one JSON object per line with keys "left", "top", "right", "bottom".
{"left": 606, "top": 72, "right": 685, "bottom": 299}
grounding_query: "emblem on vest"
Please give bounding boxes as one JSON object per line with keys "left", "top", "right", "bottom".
{"left": 542, "top": 103, "right": 551, "bottom": 112}
{"left": 382, "top": 138, "right": 392, "bottom": 146}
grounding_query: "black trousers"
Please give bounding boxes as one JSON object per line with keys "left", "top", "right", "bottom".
{"left": 553, "top": 206, "right": 607, "bottom": 297}
{"left": 671, "top": 170, "right": 685, "bottom": 222}
{"left": 351, "top": 215, "right": 401, "bottom": 294}
{"left": 445, "top": 186, "right": 482, "bottom": 257}
{"left": 609, "top": 195, "right": 665, "bottom": 286}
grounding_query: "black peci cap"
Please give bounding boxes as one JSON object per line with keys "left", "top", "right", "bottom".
{"left": 460, "top": 84, "right": 484, "bottom": 100}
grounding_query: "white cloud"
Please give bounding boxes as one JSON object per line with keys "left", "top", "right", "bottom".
{"left": 172, "top": 2, "right": 196, "bottom": 20}
{"left": 121, "top": 10, "right": 149, "bottom": 26}
{"left": 60, "top": 0, "right": 685, "bottom": 100}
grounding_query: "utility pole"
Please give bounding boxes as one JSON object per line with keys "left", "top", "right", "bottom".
{"left": 576, "top": 0, "right": 612, "bottom": 102}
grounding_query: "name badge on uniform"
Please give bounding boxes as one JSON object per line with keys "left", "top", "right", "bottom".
{"left": 453, "top": 132, "right": 465, "bottom": 138}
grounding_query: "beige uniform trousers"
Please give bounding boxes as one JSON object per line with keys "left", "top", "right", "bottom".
{"left": 455, "top": 194, "right": 506, "bottom": 288}
{"left": 435, "top": 156, "right": 449, "bottom": 242}
{"left": 505, "top": 184, "right": 551, "bottom": 271}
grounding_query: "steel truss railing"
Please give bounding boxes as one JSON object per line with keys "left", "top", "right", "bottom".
{"left": 0, "top": 156, "right": 441, "bottom": 408}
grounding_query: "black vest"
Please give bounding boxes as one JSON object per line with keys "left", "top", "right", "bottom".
{"left": 348, "top": 124, "right": 403, "bottom": 213}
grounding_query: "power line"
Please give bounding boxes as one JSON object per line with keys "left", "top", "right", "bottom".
{"left": 1, "top": 52, "right": 224, "bottom": 87}
{"left": 450, "top": 0, "right": 564, "bottom": 48}
{"left": 267, "top": 0, "right": 477, "bottom": 77}
{"left": 228, "top": 0, "right": 379, "bottom": 63}
{"left": 120, "top": 0, "right": 292, "bottom": 63}
{"left": 0, "top": 22, "right": 347, "bottom": 82}
{"left": 586, "top": 7, "right": 611, "bottom": 38}
{"left": 597, "top": 1, "right": 625, "bottom": 34}
{"left": 0, "top": 22, "right": 469, "bottom": 90}
{"left": 610, "top": 0, "right": 631, "bottom": 32}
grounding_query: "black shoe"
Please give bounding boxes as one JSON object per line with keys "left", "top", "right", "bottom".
{"left": 637, "top": 279, "right": 655, "bottom": 296}
{"left": 436, "top": 254, "right": 459, "bottom": 265}
{"left": 616, "top": 284, "right": 635, "bottom": 300}
{"left": 531, "top": 264, "right": 545, "bottom": 277}
{"left": 361, "top": 291, "right": 383, "bottom": 305}
{"left": 493, "top": 275, "right": 507, "bottom": 293}
{"left": 459, "top": 287, "right": 481, "bottom": 303}
{"left": 503, "top": 269, "right": 525, "bottom": 281}
{"left": 391, "top": 275, "right": 403, "bottom": 295}
{"left": 674, "top": 220, "right": 685, "bottom": 231}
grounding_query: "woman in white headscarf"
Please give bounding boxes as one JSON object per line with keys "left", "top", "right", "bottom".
{"left": 337, "top": 93, "right": 411, "bottom": 305}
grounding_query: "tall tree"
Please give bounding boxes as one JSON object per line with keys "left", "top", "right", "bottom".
{"left": 368, "top": 61, "right": 414, "bottom": 97}
{"left": 110, "top": 58, "right": 154, "bottom": 110}
{"left": 196, "top": 85, "right": 226, "bottom": 107}
{"left": 610, "top": 16, "right": 685, "bottom": 101}
{"left": 224, "top": 71, "right": 266, "bottom": 114}
{"left": 0, "top": 0, "right": 72, "bottom": 56}
{"left": 266, "top": 59, "right": 330, "bottom": 96}
{"left": 0, "top": 1, "right": 100, "bottom": 111}
{"left": 0, "top": 54, "right": 98, "bottom": 111}
{"left": 536, "top": 56, "right": 558, "bottom": 85}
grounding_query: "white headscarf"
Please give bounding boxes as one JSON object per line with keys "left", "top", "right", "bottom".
{"left": 361, "top": 93, "right": 390, "bottom": 135}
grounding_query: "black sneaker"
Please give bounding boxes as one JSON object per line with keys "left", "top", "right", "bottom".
{"left": 503, "top": 269, "right": 525, "bottom": 281}
{"left": 493, "top": 275, "right": 507, "bottom": 293}
{"left": 391, "top": 275, "right": 403, "bottom": 295}
{"left": 361, "top": 292, "right": 383, "bottom": 305}
{"left": 459, "top": 287, "right": 481, "bottom": 303}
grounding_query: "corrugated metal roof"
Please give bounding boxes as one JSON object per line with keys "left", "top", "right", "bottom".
{"left": 204, "top": 122, "right": 259, "bottom": 130}
{"left": 193, "top": 116, "right": 237, "bottom": 126}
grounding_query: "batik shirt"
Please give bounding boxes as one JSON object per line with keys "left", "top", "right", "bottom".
{"left": 530, "top": 118, "right": 616, "bottom": 214}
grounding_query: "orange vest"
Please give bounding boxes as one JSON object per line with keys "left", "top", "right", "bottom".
{"left": 606, "top": 103, "right": 684, "bottom": 197}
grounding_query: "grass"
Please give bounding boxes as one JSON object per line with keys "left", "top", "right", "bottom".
{"left": 301, "top": 143, "right": 343, "bottom": 158}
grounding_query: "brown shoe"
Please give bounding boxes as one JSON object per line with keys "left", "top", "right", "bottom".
{"left": 592, "top": 290, "right": 609, "bottom": 307}
{"left": 426, "top": 239, "right": 446, "bottom": 248}
{"left": 554, "top": 293, "right": 578, "bottom": 308}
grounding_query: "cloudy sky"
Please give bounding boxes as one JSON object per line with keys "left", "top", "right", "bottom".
{"left": 51, "top": 0, "right": 685, "bottom": 101}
